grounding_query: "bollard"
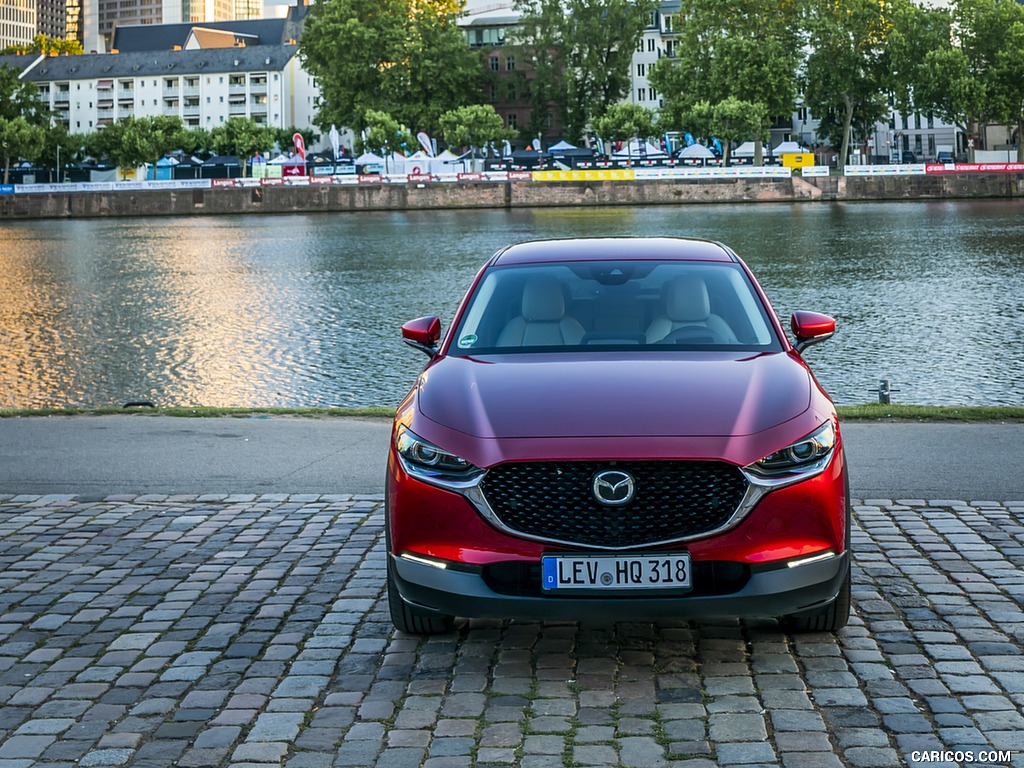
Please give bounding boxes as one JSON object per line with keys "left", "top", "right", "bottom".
{"left": 874, "top": 379, "right": 900, "bottom": 405}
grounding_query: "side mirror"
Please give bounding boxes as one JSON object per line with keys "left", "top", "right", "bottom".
{"left": 791, "top": 311, "right": 836, "bottom": 353}
{"left": 402, "top": 316, "right": 441, "bottom": 357}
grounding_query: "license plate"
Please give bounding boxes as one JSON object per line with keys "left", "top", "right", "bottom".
{"left": 541, "top": 553, "right": 692, "bottom": 592}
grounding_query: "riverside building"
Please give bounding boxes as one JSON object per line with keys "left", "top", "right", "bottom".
{"left": 1, "top": 7, "right": 318, "bottom": 134}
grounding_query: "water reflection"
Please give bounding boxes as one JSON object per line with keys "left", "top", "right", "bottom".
{"left": 0, "top": 200, "right": 1022, "bottom": 409}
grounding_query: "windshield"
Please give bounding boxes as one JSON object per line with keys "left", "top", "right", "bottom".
{"left": 451, "top": 260, "right": 782, "bottom": 355}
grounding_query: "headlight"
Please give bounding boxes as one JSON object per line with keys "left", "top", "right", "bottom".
{"left": 395, "top": 426, "right": 481, "bottom": 484}
{"left": 744, "top": 421, "right": 836, "bottom": 485}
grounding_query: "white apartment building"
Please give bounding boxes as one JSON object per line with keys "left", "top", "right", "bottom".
{"left": 627, "top": 1, "right": 680, "bottom": 111}
{"left": 13, "top": 45, "right": 318, "bottom": 133}
{"left": 870, "top": 109, "right": 961, "bottom": 162}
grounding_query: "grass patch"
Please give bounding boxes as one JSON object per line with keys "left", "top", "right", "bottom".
{"left": 836, "top": 403, "right": 1024, "bottom": 422}
{"left": 0, "top": 405, "right": 395, "bottom": 419}
{"left": 2, "top": 403, "right": 1023, "bottom": 422}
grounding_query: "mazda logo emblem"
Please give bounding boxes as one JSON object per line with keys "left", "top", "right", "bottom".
{"left": 592, "top": 469, "right": 636, "bottom": 506}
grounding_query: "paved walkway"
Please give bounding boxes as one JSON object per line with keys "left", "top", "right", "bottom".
{"left": 1, "top": 494, "right": 1023, "bottom": 768}
{"left": 3, "top": 417, "right": 1024, "bottom": 500}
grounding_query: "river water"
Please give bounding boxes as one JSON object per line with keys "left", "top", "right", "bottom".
{"left": 1, "top": 200, "right": 1023, "bottom": 410}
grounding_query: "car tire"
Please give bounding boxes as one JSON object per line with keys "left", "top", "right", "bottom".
{"left": 387, "top": 562, "right": 455, "bottom": 635}
{"left": 783, "top": 556, "right": 851, "bottom": 632}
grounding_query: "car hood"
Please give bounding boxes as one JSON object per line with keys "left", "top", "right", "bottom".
{"left": 416, "top": 351, "right": 812, "bottom": 439}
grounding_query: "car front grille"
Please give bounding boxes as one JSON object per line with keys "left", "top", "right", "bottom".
{"left": 479, "top": 461, "right": 749, "bottom": 548}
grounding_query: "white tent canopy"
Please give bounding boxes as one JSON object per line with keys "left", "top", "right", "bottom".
{"left": 732, "top": 141, "right": 756, "bottom": 157}
{"left": 548, "top": 140, "right": 577, "bottom": 151}
{"left": 772, "top": 141, "right": 810, "bottom": 155}
{"left": 612, "top": 138, "right": 669, "bottom": 158}
{"left": 434, "top": 149, "right": 471, "bottom": 172}
{"left": 354, "top": 152, "right": 385, "bottom": 165}
{"left": 678, "top": 144, "right": 716, "bottom": 159}
{"left": 388, "top": 150, "right": 461, "bottom": 174}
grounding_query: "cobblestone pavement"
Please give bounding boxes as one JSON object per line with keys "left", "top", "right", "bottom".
{"left": 1, "top": 494, "right": 1023, "bottom": 768}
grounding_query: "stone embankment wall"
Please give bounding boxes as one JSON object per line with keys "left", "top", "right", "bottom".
{"left": 1, "top": 173, "right": 1022, "bottom": 220}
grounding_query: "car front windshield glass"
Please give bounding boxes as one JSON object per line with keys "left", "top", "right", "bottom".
{"left": 450, "top": 260, "right": 782, "bottom": 355}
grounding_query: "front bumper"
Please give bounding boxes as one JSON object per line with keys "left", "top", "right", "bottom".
{"left": 389, "top": 549, "right": 849, "bottom": 622}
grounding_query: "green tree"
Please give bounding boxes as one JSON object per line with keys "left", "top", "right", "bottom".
{"left": 84, "top": 120, "right": 129, "bottom": 174}
{"left": 360, "top": 109, "right": 426, "bottom": 170}
{"left": 210, "top": 118, "right": 278, "bottom": 175}
{"left": 649, "top": 0, "right": 802, "bottom": 165}
{"left": 439, "top": 104, "right": 514, "bottom": 170}
{"left": 177, "top": 127, "right": 214, "bottom": 158}
{"left": 0, "top": 65, "right": 47, "bottom": 125}
{"left": 88, "top": 116, "right": 187, "bottom": 179}
{"left": 1, "top": 34, "right": 84, "bottom": 55}
{"left": 35, "top": 123, "right": 76, "bottom": 182}
{"left": 0, "top": 116, "right": 47, "bottom": 183}
{"left": 135, "top": 116, "right": 188, "bottom": 178}
{"left": 299, "top": 0, "right": 480, "bottom": 135}
{"left": 361, "top": 109, "right": 402, "bottom": 156}
{"left": 802, "top": 0, "right": 896, "bottom": 168}
{"left": 438, "top": 105, "right": 514, "bottom": 151}
{"left": 513, "top": 0, "right": 656, "bottom": 141}
{"left": 912, "top": 0, "right": 1024, "bottom": 161}
{"left": 592, "top": 103, "right": 656, "bottom": 164}
{"left": 887, "top": 1, "right": 949, "bottom": 120}
{"left": 684, "top": 98, "right": 768, "bottom": 165}
{"left": 991, "top": 14, "right": 1024, "bottom": 161}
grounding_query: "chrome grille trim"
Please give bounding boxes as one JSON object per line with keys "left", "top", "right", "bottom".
{"left": 467, "top": 461, "right": 759, "bottom": 551}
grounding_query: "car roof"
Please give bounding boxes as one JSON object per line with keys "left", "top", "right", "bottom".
{"left": 492, "top": 237, "right": 738, "bottom": 266}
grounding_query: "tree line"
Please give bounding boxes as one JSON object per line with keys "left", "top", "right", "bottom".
{"left": 299, "top": 0, "right": 1024, "bottom": 163}
{"left": 0, "top": 34, "right": 84, "bottom": 56}
{"left": 298, "top": 0, "right": 658, "bottom": 152}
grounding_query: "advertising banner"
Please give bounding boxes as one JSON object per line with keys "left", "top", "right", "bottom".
{"left": 16, "top": 182, "right": 115, "bottom": 194}
{"left": 845, "top": 164, "right": 925, "bottom": 176}
{"left": 630, "top": 167, "right": 792, "bottom": 179}
{"left": 116, "top": 179, "right": 212, "bottom": 191}
{"left": 925, "top": 162, "right": 1024, "bottom": 174}
{"left": 456, "top": 172, "right": 509, "bottom": 182}
{"left": 534, "top": 169, "right": 637, "bottom": 182}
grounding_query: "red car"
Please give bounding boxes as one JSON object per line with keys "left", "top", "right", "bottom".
{"left": 387, "top": 237, "right": 849, "bottom": 634}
